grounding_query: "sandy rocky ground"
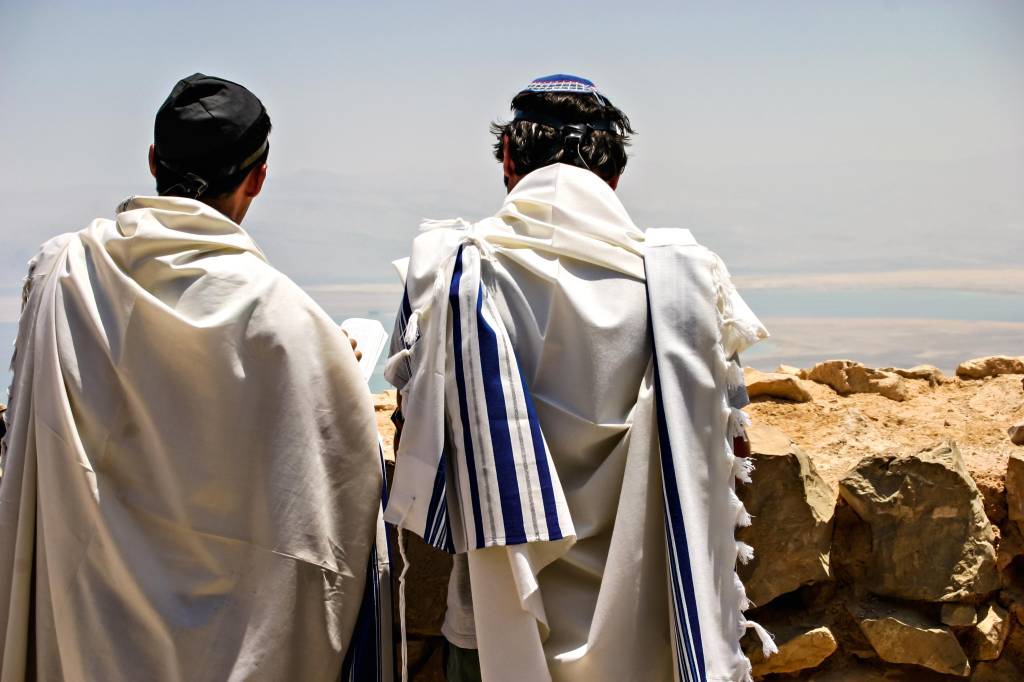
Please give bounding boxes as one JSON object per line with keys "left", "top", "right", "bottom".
{"left": 745, "top": 361, "right": 1024, "bottom": 520}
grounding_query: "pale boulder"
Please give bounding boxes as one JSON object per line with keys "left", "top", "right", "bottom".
{"left": 774, "top": 364, "right": 803, "bottom": 377}
{"left": 956, "top": 355, "right": 1024, "bottom": 380}
{"left": 838, "top": 442, "right": 999, "bottom": 601}
{"left": 1009, "top": 423, "right": 1024, "bottom": 447}
{"left": 747, "top": 625, "right": 837, "bottom": 676}
{"left": 744, "top": 368, "right": 814, "bottom": 403}
{"left": 967, "top": 603, "right": 1011, "bottom": 661}
{"left": 882, "top": 364, "right": 951, "bottom": 386}
{"left": 855, "top": 603, "right": 970, "bottom": 677}
{"left": 805, "top": 360, "right": 910, "bottom": 401}
{"left": 737, "top": 425, "right": 835, "bottom": 606}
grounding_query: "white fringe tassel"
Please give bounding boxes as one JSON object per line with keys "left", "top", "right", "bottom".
{"left": 732, "top": 455, "right": 755, "bottom": 484}
{"left": 726, "top": 360, "right": 745, "bottom": 390}
{"left": 710, "top": 258, "right": 777, "bottom": 673}
{"left": 727, "top": 407, "right": 751, "bottom": 441}
{"left": 745, "top": 619, "right": 779, "bottom": 658}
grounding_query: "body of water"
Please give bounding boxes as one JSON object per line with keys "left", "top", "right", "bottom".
{"left": 1, "top": 287, "right": 1021, "bottom": 402}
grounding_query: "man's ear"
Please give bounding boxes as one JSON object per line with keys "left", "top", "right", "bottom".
{"left": 502, "top": 135, "right": 515, "bottom": 179}
{"left": 148, "top": 145, "right": 157, "bottom": 178}
{"left": 502, "top": 135, "right": 521, "bottom": 192}
{"left": 245, "top": 163, "right": 268, "bottom": 198}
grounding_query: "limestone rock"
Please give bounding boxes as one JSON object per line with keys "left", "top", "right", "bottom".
{"left": 996, "top": 509, "right": 1024, "bottom": 580}
{"left": 744, "top": 368, "right": 814, "bottom": 403}
{"left": 737, "top": 425, "right": 835, "bottom": 606}
{"left": 941, "top": 603, "right": 977, "bottom": 627}
{"left": 775, "top": 364, "right": 803, "bottom": 377}
{"left": 999, "top": 587, "right": 1024, "bottom": 625}
{"left": 392, "top": 529, "right": 452, "bottom": 637}
{"left": 747, "top": 625, "right": 837, "bottom": 676}
{"left": 855, "top": 603, "right": 970, "bottom": 677}
{"left": 1008, "top": 451, "right": 1024, "bottom": 522}
{"left": 1009, "top": 423, "right": 1024, "bottom": 446}
{"left": 967, "top": 603, "right": 1011, "bottom": 661}
{"left": 956, "top": 355, "right": 1024, "bottom": 379}
{"left": 971, "top": 657, "right": 1024, "bottom": 682}
{"left": 882, "top": 365, "right": 951, "bottom": 386}
{"left": 838, "top": 442, "right": 999, "bottom": 601}
{"left": 805, "top": 360, "right": 910, "bottom": 401}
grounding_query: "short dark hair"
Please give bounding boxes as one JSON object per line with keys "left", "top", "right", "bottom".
{"left": 491, "top": 90, "right": 635, "bottom": 181}
{"left": 155, "top": 110, "right": 272, "bottom": 199}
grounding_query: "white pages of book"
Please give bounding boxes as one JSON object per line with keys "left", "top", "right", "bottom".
{"left": 340, "top": 318, "right": 389, "bottom": 383}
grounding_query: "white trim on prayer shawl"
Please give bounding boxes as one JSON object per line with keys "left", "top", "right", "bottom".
{"left": 384, "top": 164, "right": 773, "bottom": 681}
{"left": 0, "top": 196, "right": 386, "bottom": 682}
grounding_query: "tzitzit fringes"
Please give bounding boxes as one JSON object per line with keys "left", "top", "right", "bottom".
{"left": 710, "top": 253, "right": 778, "bottom": 672}
{"left": 744, "top": 619, "right": 779, "bottom": 658}
{"left": 726, "top": 360, "right": 745, "bottom": 391}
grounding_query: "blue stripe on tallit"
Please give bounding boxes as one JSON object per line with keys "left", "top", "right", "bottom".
{"left": 424, "top": 447, "right": 455, "bottom": 553}
{"left": 652, "top": 353, "right": 708, "bottom": 682}
{"left": 340, "top": 547, "right": 382, "bottom": 682}
{"left": 474, "top": 283, "right": 528, "bottom": 545}
{"left": 515, "top": 362, "right": 562, "bottom": 541}
{"left": 449, "top": 246, "right": 486, "bottom": 549}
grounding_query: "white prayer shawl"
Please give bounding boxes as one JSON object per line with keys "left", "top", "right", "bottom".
{"left": 0, "top": 196, "right": 388, "bottom": 682}
{"left": 385, "top": 164, "right": 773, "bottom": 681}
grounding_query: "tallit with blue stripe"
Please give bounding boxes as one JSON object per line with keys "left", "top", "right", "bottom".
{"left": 384, "top": 216, "right": 775, "bottom": 680}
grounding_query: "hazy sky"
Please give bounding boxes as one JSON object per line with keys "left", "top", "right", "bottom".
{"left": 1, "top": 0, "right": 1022, "bottom": 286}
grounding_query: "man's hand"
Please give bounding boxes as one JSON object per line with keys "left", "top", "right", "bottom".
{"left": 340, "top": 329, "right": 362, "bottom": 362}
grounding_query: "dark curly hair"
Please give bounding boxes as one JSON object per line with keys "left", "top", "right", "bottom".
{"left": 491, "top": 89, "right": 635, "bottom": 182}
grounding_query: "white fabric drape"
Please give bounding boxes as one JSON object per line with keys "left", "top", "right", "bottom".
{"left": 0, "top": 196, "right": 383, "bottom": 682}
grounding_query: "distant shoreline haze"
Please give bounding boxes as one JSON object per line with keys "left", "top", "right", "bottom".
{"left": 1, "top": 269, "right": 1020, "bottom": 395}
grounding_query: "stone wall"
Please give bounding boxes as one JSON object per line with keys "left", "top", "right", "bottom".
{"left": 378, "top": 356, "right": 1024, "bottom": 680}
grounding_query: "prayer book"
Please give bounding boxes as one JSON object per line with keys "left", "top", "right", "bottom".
{"left": 340, "top": 318, "right": 389, "bottom": 383}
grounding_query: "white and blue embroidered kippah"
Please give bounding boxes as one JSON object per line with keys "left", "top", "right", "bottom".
{"left": 523, "top": 73, "right": 601, "bottom": 95}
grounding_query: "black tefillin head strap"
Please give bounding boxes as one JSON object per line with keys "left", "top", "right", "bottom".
{"left": 157, "top": 138, "right": 269, "bottom": 200}
{"left": 512, "top": 109, "right": 620, "bottom": 167}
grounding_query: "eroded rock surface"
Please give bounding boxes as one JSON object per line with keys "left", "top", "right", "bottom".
{"left": 805, "top": 360, "right": 910, "bottom": 401}
{"left": 855, "top": 603, "right": 971, "bottom": 676}
{"left": 967, "top": 603, "right": 1011, "bottom": 661}
{"left": 1008, "top": 451, "right": 1024, "bottom": 524}
{"left": 737, "top": 425, "right": 836, "bottom": 606}
{"left": 747, "top": 625, "right": 837, "bottom": 676}
{"left": 838, "top": 442, "right": 999, "bottom": 601}
{"left": 744, "top": 368, "right": 815, "bottom": 403}
{"left": 957, "top": 356, "right": 1024, "bottom": 380}
{"left": 941, "top": 603, "right": 978, "bottom": 627}
{"left": 881, "top": 365, "right": 952, "bottom": 386}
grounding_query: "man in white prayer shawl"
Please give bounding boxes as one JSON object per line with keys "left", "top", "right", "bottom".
{"left": 384, "top": 74, "right": 775, "bottom": 682}
{"left": 0, "top": 73, "right": 392, "bottom": 682}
